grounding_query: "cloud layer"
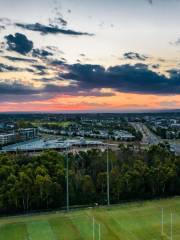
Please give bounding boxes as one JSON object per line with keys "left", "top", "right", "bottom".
{"left": 0, "top": 62, "right": 180, "bottom": 104}
{"left": 60, "top": 63, "right": 180, "bottom": 95}
{"left": 123, "top": 52, "right": 148, "bottom": 61}
{"left": 15, "top": 22, "right": 94, "bottom": 36}
{"left": 5, "top": 33, "right": 33, "bottom": 55}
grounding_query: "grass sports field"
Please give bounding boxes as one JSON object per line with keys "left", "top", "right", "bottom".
{"left": 0, "top": 198, "right": 180, "bottom": 240}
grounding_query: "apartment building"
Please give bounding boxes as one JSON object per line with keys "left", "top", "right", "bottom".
{"left": 0, "top": 133, "right": 17, "bottom": 146}
{"left": 18, "top": 128, "right": 38, "bottom": 141}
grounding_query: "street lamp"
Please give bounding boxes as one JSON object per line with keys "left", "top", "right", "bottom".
{"left": 66, "top": 146, "right": 69, "bottom": 212}
{"left": 107, "top": 144, "right": 110, "bottom": 206}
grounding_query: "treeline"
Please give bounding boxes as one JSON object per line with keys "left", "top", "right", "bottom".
{"left": 0, "top": 144, "right": 179, "bottom": 215}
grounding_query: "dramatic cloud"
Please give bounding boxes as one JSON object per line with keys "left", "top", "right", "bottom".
{"left": 0, "top": 78, "right": 112, "bottom": 104}
{"left": 50, "top": 59, "right": 66, "bottom": 66}
{"left": 1, "top": 62, "right": 180, "bottom": 105}
{"left": 0, "top": 81, "right": 39, "bottom": 95}
{"left": 151, "top": 64, "right": 160, "bottom": 69}
{"left": 49, "top": 0, "right": 68, "bottom": 27}
{"left": 5, "top": 33, "right": 33, "bottom": 55}
{"left": 4, "top": 56, "right": 37, "bottom": 63}
{"left": 60, "top": 63, "right": 180, "bottom": 95}
{"left": 15, "top": 22, "right": 94, "bottom": 36}
{"left": 49, "top": 17, "right": 67, "bottom": 27}
{"left": 0, "top": 63, "right": 35, "bottom": 73}
{"left": 32, "top": 48, "right": 53, "bottom": 58}
{"left": 57, "top": 17, "right": 67, "bottom": 26}
{"left": 0, "top": 63, "right": 20, "bottom": 72}
{"left": 32, "top": 64, "right": 48, "bottom": 75}
{"left": 123, "top": 52, "right": 148, "bottom": 61}
{"left": 42, "top": 84, "right": 114, "bottom": 97}
{"left": 0, "top": 82, "right": 56, "bottom": 103}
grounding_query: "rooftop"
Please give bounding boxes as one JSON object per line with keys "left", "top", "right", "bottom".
{"left": 1, "top": 138, "right": 104, "bottom": 152}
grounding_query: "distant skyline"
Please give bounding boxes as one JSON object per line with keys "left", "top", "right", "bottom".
{"left": 0, "top": 0, "right": 180, "bottom": 112}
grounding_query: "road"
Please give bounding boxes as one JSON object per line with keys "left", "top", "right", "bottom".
{"left": 131, "top": 122, "right": 161, "bottom": 145}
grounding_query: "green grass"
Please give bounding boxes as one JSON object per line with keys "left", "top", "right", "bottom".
{"left": 27, "top": 221, "right": 56, "bottom": 240}
{"left": 0, "top": 198, "right": 180, "bottom": 240}
{"left": 33, "top": 121, "right": 73, "bottom": 128}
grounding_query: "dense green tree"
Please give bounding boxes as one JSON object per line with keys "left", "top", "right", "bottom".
{"left": 0, "top": 144, "right": 179, "bottom": 215}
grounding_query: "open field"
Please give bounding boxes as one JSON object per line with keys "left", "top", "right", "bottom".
{"left": 33, "top": 121, "right": 73, "bottom": 128}
{"left": 0, "top": 198, "right": 180, "bottom": 240}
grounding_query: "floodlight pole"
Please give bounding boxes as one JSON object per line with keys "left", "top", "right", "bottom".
{"left": 161, "top": 208, "right": 164, "bottom": 235}
{"left": 66, "top": 147, "right": 69, "bottom": 212}
{"left": 107, "top": 145, "right": 110, "bottom": 206}
{"left": 93, "top": 217, "right": 95, "bottom": 240}
{"left": 98, "top": 223, "right": 101, "bottom": 240}
{"left": 170, "top": 213, "right": 173, "bottom": 240}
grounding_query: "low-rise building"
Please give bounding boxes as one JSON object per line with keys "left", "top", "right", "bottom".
{"left": 0, "top": 133, "right": 17, "bottom": 146}
{"left": 19, "top": 128, "right": 38, "bottom": 141}
{"left": 38, "top": 127, "right": 58, "bottom": 135}
{"left": 113, "top": 130, "right": 135, "bottom": 141}
{"left": 1, "top": 138, "right": 105, "bottom": 153}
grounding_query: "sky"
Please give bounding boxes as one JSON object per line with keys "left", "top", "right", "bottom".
{"left": 0, "top": 0, "right": 180, "bottom": 112}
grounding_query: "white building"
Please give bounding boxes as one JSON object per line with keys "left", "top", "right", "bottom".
{"left": 19, "top": 128, "right": 38, "bottom": 141}
{"left": 0, "top": 133, "right": 17, "bottom": 146}
{"left": 113, "top": 130, "right": 135, "bottom": 141}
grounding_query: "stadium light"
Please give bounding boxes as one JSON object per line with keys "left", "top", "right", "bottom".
{"left": 161, "top": 208, "right": 164, "bottom": 236}
{"left": 66, "top": 147, "right": 69, "bottom": 212}
{"left": 99, "top": 223, "right": 101, "bottom": 240}
{"left": 170, "top": 213, "right": 173, "bottom": 240}
{"left": 107, "top": 145, "right": 110, "bottom": 206}
{"left": 93, "top": 217, "right": 95, "bottom": 240}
